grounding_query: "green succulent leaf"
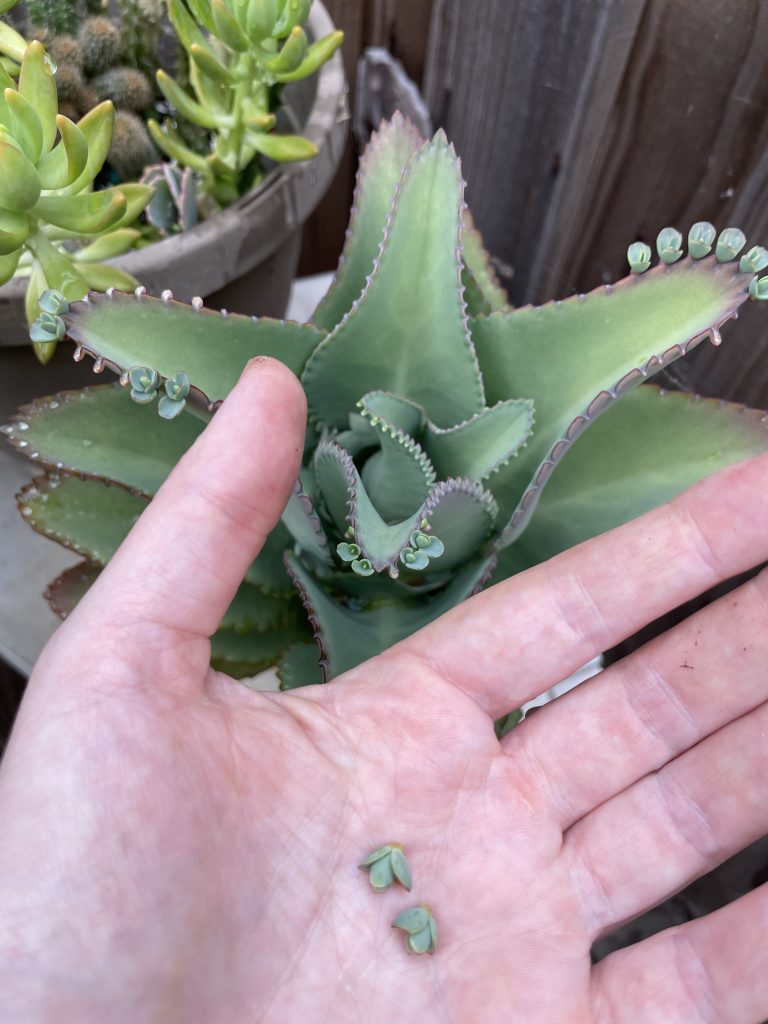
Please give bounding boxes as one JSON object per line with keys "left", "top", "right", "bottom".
{"left": 316, "top": 440, "right": 496, "bottom": 574}
{"left": 44, "top": 561, "right": 100, "bottom": 619}
{"left": 219, "top": 580, "right": 303, "bottom": 634}
{"left": 281, "top": 481, "right": 333, "bottom": 564}
{"left": 461, "top": 207, "right": 509, "bottom": 316}
{"left": 355, "top": 389, "right": 533, "bottom": 486}
{"left": 494, "top": 385, "right": 768, "bottom": 577}
{"left": 312, "top": 114, "right": 424, "bottom": 332}
{"left": 303, "top": 132, "right": 485, "bottom": 429}
{"left": 272, "top": 31, "right": 343, "bottom": 83}
{"left": 472, "top": 257, "right": 757, "bottom": 545}
{"left": 285, "top": 549, "right": 495, "bottom": 679}
{"left": 211, "top": 620, "right": 312, "bottom": 679}
{"left": 4, "top": 385, "right": 202, "bottom": 494}
{"left": 63, "top": 291, "right": 325, "bottom": 406}
{"left": 18, "top": 473, "right": 146, "bottom": 563}
{"left": 245, "top": 522, "right": 296, "bottom": 596}
{"left": 277, "top": 641, "right": 324, "bottom": 689}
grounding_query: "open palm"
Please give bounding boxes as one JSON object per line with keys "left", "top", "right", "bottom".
{"left": 1, "top": 359, "right": 766, "bottom": 1024}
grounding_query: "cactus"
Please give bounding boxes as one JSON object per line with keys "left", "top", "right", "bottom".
{"left": 0, "top": 37, "right": 153, "bottom": 361}
{"left": 78, "top": 15, "right": 121, "bottom": 76}
{"left": 140, "top": 161, "right": 198, "bottom": 234}
{"left": 26, "top": 0, "right": 81, "bottom": 37}
{"left": 149, "top": 0, "right": 344, "bottom": 206}
{"left": 90, "top": 66, "right": 153, "bottom": 112}
{"left": 107, "top": 109, "right": 157, "bottom": 180}
{"left": 10, "top": 116, "right": 768, "bottom": 691}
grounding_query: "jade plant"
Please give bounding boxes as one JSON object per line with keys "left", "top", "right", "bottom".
{"left": 9, "top": 115, "right": 768, "bottom": 700}
{"left": 0, "top": 32, "right": 153, "bottom": 361}
{"left": 150, "top": 0, "right": 344, "bottom": 205}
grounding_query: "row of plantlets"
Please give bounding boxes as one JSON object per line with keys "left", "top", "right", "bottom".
{"left": 1, "top": 0, "right": 343, "bottom": 359}
{"left": 10, "top": 116, "right": 768, "bottom": 717}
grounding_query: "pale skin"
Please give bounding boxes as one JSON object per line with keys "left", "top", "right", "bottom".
{"left": 0, "top": 358, "right": 767, "bottom": 1024}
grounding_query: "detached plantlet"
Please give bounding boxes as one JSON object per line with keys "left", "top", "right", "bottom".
{"left": 392, "top": 905, "right": 438, "bottom": 955}
{"left": 0, "top": 31, "right": 153, "bottom": 362}
{"left": 359, "top": 844, "right": 413, "bottom": 892}
{"left": 9, "top": 115, "right": 768, "bottom": 699}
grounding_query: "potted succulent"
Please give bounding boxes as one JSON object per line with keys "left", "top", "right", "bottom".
{"left": 7, "top": 115, "right": 768, "bottom": 708}
{"left": 0, "top": 0, "right": 347, "bottom": 357}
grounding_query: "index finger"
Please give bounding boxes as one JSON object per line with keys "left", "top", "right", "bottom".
{"left": 63, "top": 357, "right": 306, "bottom": 645}
{"left": 400, "top": 452, "right": 768, "bottom": 717}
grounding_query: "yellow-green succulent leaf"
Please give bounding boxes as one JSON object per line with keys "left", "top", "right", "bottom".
{"left": 0, "top": 206, "right": 28, "bottom": 255}
{"left": 36, "top": 115, "right": 89, "bottom": 190}
{"left": 76, "top": 261, "right": 139, "bottom": 292}
{"left": 211, "top": 0, "right": 250, "bottom": 51}
{"left": 18, "top": 40, "right": 57, "bottom": 153}
{"left": 273, "top": 30, "right": 343, "bottom": 83}
{"left": 64, "top": 101, "right": 115, "bottom": 195}
{"left": 0, "top": 244, "right": 21, "bottom": 285}
{"left": 265, "top": 26, "right": 307, "bottom": 74}
{"left": 148, "top": 118, "right": 210, "bottom": 174}
{"left": 33, "top": 188, "right": 128, "bottom": 235}
{"left": 0, "top": 19, "right": 27, "bottom": 63}
{"left": 23, "top": 259, "right": 47, "bottom": 325}
{"left": 156, "top": 69, "right": 229, "bottom": 131}
{"left": 106, "top": 183, "right": 154, "bottom": 230}
{"left": 73, "top": 228, "right": 141, "bottom": 262}
{"left": 189, "top": 43, "right": 240, "bottom": 85}
{"left": 0, "top": 134, "right": 41, "bottom": 209}
{"left": 250, "top": 131, "right": 316, "bottom": 162}
{"left": 4, "top": 84, "right": 42, "bottom": 162}
{"left": 272, "top": 0, "right": 311, "bottom": 37}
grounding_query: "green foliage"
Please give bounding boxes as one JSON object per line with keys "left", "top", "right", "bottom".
{"left": 149, "top": 0, "right": 344, "bottom": 206}
{"left": 9, "top": 115, "right": 768, "bottom": 687}
{"left": 0, "top": 36, "right": 153, "bottom": 361}
{"left": 140, "top": 161, "right": 198, "bottom": 234}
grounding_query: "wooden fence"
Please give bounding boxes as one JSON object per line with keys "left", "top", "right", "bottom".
{"left": 305, "top": 0, "right": 768, "bottom": 408}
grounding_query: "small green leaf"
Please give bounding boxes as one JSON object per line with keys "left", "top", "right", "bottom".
{"left": 390, "top": 847, "right": 412, "bottom": 891}
{"left": 716, "top": 227, "right": 746, "bottom": 263}
{"left": 406, "top": 926, "right": 433, "bottom": 955}
{"left": 368, "top": 856, "right": 395, "bottom": 892}
{"left": 688, "top": 222, "right": 716, "bottom": 260}
{"left": 656, "top": 227, "right": 683, "bottom": 264}
{"left": 392, "top": 906, "right": 430, "bottom": 934}
{"left": 18, "top": 40, "right": 57, "bottom": 153}
{"left": 36, "top": 115, "right": 89, "bottom": 190}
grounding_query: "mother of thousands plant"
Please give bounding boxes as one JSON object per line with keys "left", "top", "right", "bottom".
{"left": 8, "top": 115, "right": 768, "bottom": 707}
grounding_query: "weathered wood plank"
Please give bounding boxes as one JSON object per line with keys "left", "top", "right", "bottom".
{"left": 423, "top": 0, "right": 647, "bottom": 302}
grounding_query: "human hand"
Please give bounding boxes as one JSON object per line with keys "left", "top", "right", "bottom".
{"left": 1, "top": 357, "right": 766, "bottom": 1024}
